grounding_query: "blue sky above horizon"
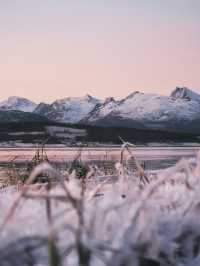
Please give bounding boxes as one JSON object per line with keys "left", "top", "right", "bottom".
{"left": 0, "top": 0, "right": 199, "bottom": 102}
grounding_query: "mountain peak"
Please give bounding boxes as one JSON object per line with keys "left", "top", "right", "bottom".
{"left": 84, "top": 94, "right": 92, "bottom": 100}
{"left": 0, "top": 96, "right": 37, "bottom": 112}
{"left": 125, "top": 91, "right": 143, "bottom": 100}
{"left": 8, "top": 96, "right": 21, "bottom": 101}
{"left": 170, "top": 87, "right": 200, "bottom": 101}
{"left": 103, "top": 97, "right": 116, "bottom": 104}
{"left": 7, "top": 96, "right": 31, "bottom": 103}
{"left": 83, "top": 94, "right": 99, "bottom": 103}
{"left": 56, "top": 94, "right": 99, "bottom": 104}
{"left": 40, "top": 95, "right": 101, "bottom": 124}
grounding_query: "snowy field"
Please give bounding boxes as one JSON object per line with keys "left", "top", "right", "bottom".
{"left": 1, "top": 147, "right": 200, "bottom": 265}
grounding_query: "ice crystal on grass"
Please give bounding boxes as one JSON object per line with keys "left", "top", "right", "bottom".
{"left": 1, "top": 152, "right": 200, "bottom": 265}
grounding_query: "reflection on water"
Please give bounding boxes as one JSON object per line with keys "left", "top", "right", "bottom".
{"left": 0, "top": 147, "right": 198, "bottom": 172}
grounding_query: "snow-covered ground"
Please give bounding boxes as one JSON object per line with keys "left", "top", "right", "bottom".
{"left": 1, "top": 153, "right": 200, "bottom": 265}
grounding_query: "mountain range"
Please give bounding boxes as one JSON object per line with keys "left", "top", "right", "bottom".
{"left": 1, "top": 87, "right": 200, "bottom": 134}
{"left": 0, "top": 96, "right": 37, "bottom": 112}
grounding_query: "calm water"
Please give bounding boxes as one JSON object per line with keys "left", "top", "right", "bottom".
{"left": 0, "top": 146, "right": 199, "bottom": 171}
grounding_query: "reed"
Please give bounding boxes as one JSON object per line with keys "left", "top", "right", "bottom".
{"left": 1, "top": 145, "right": 200, "bottom": 265}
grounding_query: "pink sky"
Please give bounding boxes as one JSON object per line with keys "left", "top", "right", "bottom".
{"left": 0, "top": 1, "right": 199, "bottom": 103}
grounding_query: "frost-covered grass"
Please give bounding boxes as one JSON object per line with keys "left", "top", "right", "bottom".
{"left": 1, "top": 150, "right": 200, "bottom": 266}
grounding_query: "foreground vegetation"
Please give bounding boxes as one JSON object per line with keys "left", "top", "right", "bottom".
{"left": 0, "top": 144, "right": 200, "bottom": 265}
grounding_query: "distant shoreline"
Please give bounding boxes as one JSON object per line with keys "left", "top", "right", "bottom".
{"left": 0, "top": 143, "right": 200, "bottom": 149}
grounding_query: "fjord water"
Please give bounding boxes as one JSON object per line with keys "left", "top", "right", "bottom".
{"left": 0, "top": 146, "right": 199, "bottom": 171}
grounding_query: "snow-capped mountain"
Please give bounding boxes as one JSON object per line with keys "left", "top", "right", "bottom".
{"left": 2, "top": 87, "right": 200, "bottom": 133}
{"left": 34, "top": 95, "right": 100, "bottom": 123}
{"left": 0, "top": 96, "right": 37, "bottom": 112}
{"left": 81, "top": 87, "right": 200, "bottom": 133}
{"left": 34, "top": 102, "right": 57, "bottom": 119}
{"left": 170, "top": 87, "right": 200, "bottom": 102}
{"left": 81, "top": 97, "right": 119, "bottom": 123}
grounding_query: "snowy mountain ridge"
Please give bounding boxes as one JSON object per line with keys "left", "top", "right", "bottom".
{"left": 170, "top": 87, "right": 200, "bottom": 102}
{"left": 34, "top": 95, "right": 101, "bottom": 123}
{"left": 0, "top": 96, "right": 37, "bottom": 112}
{"left": 1, "top": 87, "right": 200, "bottom": 133}
{"left": 81, "top": 87, "right": 200, "bottom": 133}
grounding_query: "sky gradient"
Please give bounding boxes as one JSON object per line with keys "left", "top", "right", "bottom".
{"left": 0, "top": 0, "right": 200, "bottom": 103}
